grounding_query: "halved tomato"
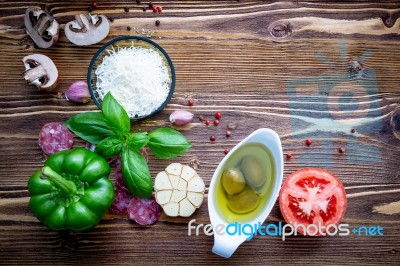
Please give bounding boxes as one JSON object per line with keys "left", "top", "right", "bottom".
{"left": 279, "top": 168, "right": 347, "bottom": 235}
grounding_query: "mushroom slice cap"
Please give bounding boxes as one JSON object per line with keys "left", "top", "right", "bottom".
{"left": 65, "top": 14, "right": 110, "bottom": 46}
{"left": 22, "top": 54, "right": 58, "bottom": 92}
{"left": 24, "top": 7, "right": 60, "bottom": 49}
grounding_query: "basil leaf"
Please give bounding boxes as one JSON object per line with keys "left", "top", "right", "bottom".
{"left": 126, "top": 132, "right": 149, "bottom": 150}
{"left": 102, "top": 92, "right": 131, "bottom": 135}
{"left": 95, "top": 136, "right": 124, "bottom": 159}
{"left": 147, "top": 128, "right": 191, "bottom": 159}
{"left": 66, "top": 112, "right": 115, "bottom": 144}
{"left": 121, "top": 147, "right": 153, "bottom": 199}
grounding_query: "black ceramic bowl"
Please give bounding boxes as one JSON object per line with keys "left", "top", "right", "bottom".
{"left": 87, "top": 36, "right": 175, "bottom": 121}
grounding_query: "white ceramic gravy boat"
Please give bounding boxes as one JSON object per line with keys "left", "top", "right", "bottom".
{"left": 208, "top": 128, "right": 283, "bottom": 258}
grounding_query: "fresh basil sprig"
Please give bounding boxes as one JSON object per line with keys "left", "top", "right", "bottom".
{"left": 66, "top": 92, "right": 191, "bottom": 198}
{"left": 102, "top": 93, "right": 131, "bottom": 135}
{"left": 148, "top": 128, "right": 192, "bottom": 159}
{"left": 126, "top": 132, "right": 149, "bottom": 150}
{"left": 121, "top": 147, "right": 153, "bottom": 198}
{"left": 95, "top": 136, "right": 124, "bottom": 159}
{"left": 65, "top": 112, "right": 115, "bottom": 144}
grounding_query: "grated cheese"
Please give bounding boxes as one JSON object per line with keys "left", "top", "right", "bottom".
{"left": 95, "top": 43, "right": 171, "bottom": 118}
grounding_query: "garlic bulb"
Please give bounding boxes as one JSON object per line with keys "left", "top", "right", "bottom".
{"left": 154, "top": 163, "right": 205, "bottom": 217}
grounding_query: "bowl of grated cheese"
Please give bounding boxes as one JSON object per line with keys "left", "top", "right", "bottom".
{"left": 87, "top": 36, "right": 175, "bottom": 121}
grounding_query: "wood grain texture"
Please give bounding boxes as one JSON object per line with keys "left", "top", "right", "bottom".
{"left": 1, "top": 1, "right": 400, "bottom": 265}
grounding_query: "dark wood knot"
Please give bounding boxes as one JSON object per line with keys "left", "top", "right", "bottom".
{"left": 268, "top": 22, "right": 292, "bottom": 39}
{"left": 382, "top": 14, "right": 395, "bottom": 28}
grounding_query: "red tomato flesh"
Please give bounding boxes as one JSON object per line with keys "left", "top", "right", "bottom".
{"left": 279, "top": 168, "right": 347, "bottom": 235}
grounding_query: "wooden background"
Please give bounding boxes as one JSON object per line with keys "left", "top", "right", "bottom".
{"left": 1, "top": 1, "right": 400, "bottom": 265}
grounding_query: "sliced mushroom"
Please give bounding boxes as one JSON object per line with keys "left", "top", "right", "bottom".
{"left": 65, "top": 14, "right": 110, "bottom": 46}
{"left": 22, "top": 54, "right": 58, "bottom": 92}
{"left": 24, "top": 7, "right": 60, "bottom": 49}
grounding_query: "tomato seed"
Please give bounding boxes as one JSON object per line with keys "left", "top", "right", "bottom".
{"left": 210, "top": 136, "right": 216, "bottom": 141}
{"left": 305, "top": 139, "right": 313, "bottom": 146}
{"left": 214, "top": 119, "right": 220, "bottom": 126}
{"left": 215, "top": 112, "right": 222, "bottom": 119}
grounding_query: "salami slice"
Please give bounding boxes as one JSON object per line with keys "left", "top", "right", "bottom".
{"left": 127, "top": 196, "right": 162, "bottom": 225}
{"left": 114, "top": 158, "right": 128, "bottom": 191}
{"left": 109, "top": 188, "right": 134, "bottom": 214}
{"left": 38, "top": 122, "right": 74, "bottom": 155}
{"left": 109, "top": 159, "right": 134, "bottom": 214}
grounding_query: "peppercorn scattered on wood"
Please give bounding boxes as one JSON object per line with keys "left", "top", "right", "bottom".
{"left": 154, "top": 163, "right": 205, "bottom": 217}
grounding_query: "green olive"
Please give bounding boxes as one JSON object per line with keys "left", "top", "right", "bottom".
{"left": 221, "top": 168, "right": 246, "bottom": 196}
{"left": 241, "top": 156, "right": 266, "bottom": 188}
{"left": 228, "top": 186, "right": 260, "bottom": 214}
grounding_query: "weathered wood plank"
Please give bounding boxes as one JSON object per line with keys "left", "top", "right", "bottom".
{"left": 0, "top": 1, "right": 400, "bottom": 265}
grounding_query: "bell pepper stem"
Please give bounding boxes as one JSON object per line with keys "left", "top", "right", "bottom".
{"left": 41, "top": 166, "right": 77, "bottom": 198}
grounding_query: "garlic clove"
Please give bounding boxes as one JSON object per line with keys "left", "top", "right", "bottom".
{"left": 65, "top": 80, "right": 91, "bottom": 103}
{"left": 187, "top": 192, "right": 204, "bottom": 208}
{"left": 188, "top": 175, "right": 206, "bottom": 193}
{"left": 179, "top": 198, "right": 196, "bottom": 217}
{"left": 170, "top": 190, "right": 186, "bottom": 203}
{"left": 181, "top": 165, "right": 197, "bottom": 182}
{"left": 169, "top": 110, "right": 194, "bottom": 126}
{"left": 169, "top": 175, "right": 180, "bottom": 189}
{"left": 163, "top": 202, "right": 179, "bottom": 217}
{"left": 155, "top": 190, "right": 172, "bottom": 205}
{"left": 154, "top": 171, "right": 172, "bottom": 190}
{"left": 166, "top": 163, "right": 183, "bottom": 176}
{"left": 177, "top": 178, "right": 188, "bottom": 191}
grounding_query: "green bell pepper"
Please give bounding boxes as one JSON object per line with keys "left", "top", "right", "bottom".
{"left": 28, "top": 147, "right": 115, "bottom": 231}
